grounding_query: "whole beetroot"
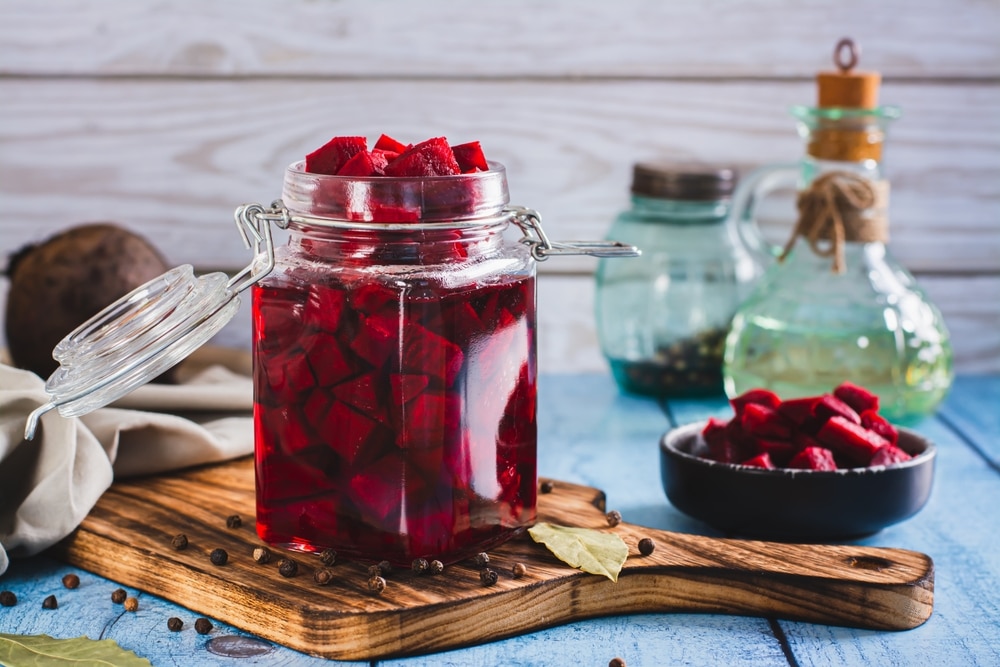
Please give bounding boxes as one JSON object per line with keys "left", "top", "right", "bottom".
{"left": 4, "top": 223, "right": 171, "bottom": 380}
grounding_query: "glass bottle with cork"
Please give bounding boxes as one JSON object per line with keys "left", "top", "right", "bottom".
{"left": 595, "top": 163, "right": 769, "bottom": 397}
{"left": 723, "top": 39, "right": 953, "bottom": 423}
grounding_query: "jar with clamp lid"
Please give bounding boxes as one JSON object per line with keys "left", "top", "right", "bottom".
{"left": 595, "top": 163, "right": 769, "bottom": 397}
{"left": 23, "top": 155, "right": 637, "bottom": 566}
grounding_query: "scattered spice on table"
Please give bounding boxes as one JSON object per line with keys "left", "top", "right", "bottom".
{"left": 368, "top": 576, "right": 386, "bottom": 595}
{"left": 278, "top": 559, "right": 298, "bottom": 578}
{"left": 124, "top": 597, "right": 139, "bottom": 612}
{"left": 411, "top": 558, "right": 429, "bottom": 575}
{"left": 429, "top": 559, "right": 444, "bottom": 575}
{"left": 540, "top": 480, "right": 554, "bottom": 494}
{"left": 0, "top": 591, "right": 15, "bottom": 607}
{"left": 512, "top": 562, "right": 527, "bottom": 579}
{"left": 110, "top": 588, "right": 127, "bottom": 604}
{"left": 377, "top": 560, "right": 393, "bottom": 576}
{"left": 194, "top": 618, "right": 213, "bottom": 635}
{"left": 313, "top": 568, "right": 334, "bottom": 586}
{"left": 61, "top": 573, "right": 80, "bottom": 589}
{"left": 171, "top": 534, "right": 188, "bottom": 551}
{"left": 319, "top": 549, "right": 337, "bottom": 566}
{"left": 252, "top": 547, "right": 272, "bottom": 564}
{"left": 167, "top": 617, "right": 183, "bottom": 632}
{"left": 609, "top": 658, "right": 626, "bottom": 667}
{"left": 209, "top": 548, "right": 229, "bottom": 566}
{"left": 637, "top": 538, "right": 655, "bottom": 556}
{"left": 606, "top": 510, "right": 622, "bottom": 527}
{"left": 479, "top": 568, "right": 498, "bottom": 586}
{"left": 42, "top": 595, "right": 58, "bottom": 609}
{"left": 226, "top": 514, "right": 242, "bottom": 529}
{"left": 474, "top": 552, "right": 490, "bottom": 568}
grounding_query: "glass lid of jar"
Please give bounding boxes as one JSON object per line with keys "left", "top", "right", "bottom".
{"left": 22, "top": 202, "right": 289, "bottom": 440}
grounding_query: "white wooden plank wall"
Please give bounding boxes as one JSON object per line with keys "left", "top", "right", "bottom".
{"left": 1, "top": 1, "right": 997, "bottom": 374}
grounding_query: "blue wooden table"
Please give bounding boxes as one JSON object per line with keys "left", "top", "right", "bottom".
{"left": 2, "top": 374, "right": 998, "bottom": 666}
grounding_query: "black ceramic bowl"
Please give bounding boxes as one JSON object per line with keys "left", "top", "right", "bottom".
{"left": 660, "top": 421, "right": 936, "bottom": 541}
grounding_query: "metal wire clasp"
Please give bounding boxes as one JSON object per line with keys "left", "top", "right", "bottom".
{"left": 507, "top": 206, "right": 640, "bottom": 261}
{"left": 228, "top": 199, "right": 290, "bottom": 293}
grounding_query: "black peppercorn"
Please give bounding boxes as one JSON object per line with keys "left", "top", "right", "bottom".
{"left": 226, "top": 514, "right": 242, "bottom": 529}
{"left": 367, "top": 564, "right": 382, "bottom": 578}
{"left": 411, "top": 558, "right": 429, "bottom": 574}
{"left": 368, "top": 575, "right": 386, "bottom": 595}
{"left": 110, "top": 588, "right": 127, "bottom": 604}
{"left": 377, "top": 560, "right": 393, "bottom": 576}
{"left": 194, "top": 618, "right": 213, "bottom": 635}
{"left": 167, "top": 617, "right": 183, "bottom": 632}
{"left": 0, "top": 591, "right": 16, "bottom": 607}
{"left": 42, "top": 595, "right": 58, "bottom": 610}
{"left": 278, "top": 558, "right": 298, "bottom": 578}
{"left": 473, "top": 552, "right": 490, "bottom": 568}
{"left": 479, "top": 568, "right": 498, "bottom": 586}
{"left": 606, "top": 510, "right": 622, "bottom": 527}
{"left": 428, "top": 559, "right": 444, "bottom": 575}
{"left": 171, "top": 533, "right": 188, "bottom": 550}
{"left": 637, "top": 537, "right": 655, "bottom": 556}
{"left": 313, "top": 568, "right": 334, "bottom": 586}
{"left": 61, "top": 573, "right": 80, "bottom": 589}
{"left": 209, "top": 548, "right": 229, "bottom": 566}
{"left": 609, "top": 658, "right": 627, "bottom": 667}
{"left": 252, "top": 547, "right": 272, "bottom": 564}
{"left": 512, "top": 562, "right": 527, "bottom": 579}
{"left": 319, "top": 548, "right": 337, "bottom": 566}
{"left": 124, "top": 597, "right": 139, "bottom": 612}
{"left": 539, "top": 480, "right": 554, "bottom": 494}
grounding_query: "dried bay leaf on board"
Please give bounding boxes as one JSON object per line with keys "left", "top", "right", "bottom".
{"left": 528, "top": 522, "right": 628, "bottom": 582}
{"left": 0, "top": 633, "right": 152, "bottom": 666}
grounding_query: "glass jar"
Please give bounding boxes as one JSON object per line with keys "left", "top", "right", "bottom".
{"left": 723, "top": 106, "right": 953, "bottom": 423}
{"left": 252, "top": 162, "right": 538, "bottom": 565}
{"left": 595, "top": 163, "right": 769, "bottom": 397}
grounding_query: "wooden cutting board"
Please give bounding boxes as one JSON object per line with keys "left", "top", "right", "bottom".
{"left": 51, "top": 457, "right": 934, "bottom": 660}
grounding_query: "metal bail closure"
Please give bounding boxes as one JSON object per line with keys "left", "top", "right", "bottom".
{"left": 507, "top": 206, "right": 640, "bottom": 261}
{"left": 23, "top": 200, "right": 289, "bottom": 440}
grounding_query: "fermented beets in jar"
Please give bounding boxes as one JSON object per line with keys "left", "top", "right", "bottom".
{"left": 252, "top": 161, "right": 537, "bottom": 565}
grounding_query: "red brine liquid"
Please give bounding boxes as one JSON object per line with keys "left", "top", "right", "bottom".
{"left": 252, "top": 270, "right": 537, "bottom": 565}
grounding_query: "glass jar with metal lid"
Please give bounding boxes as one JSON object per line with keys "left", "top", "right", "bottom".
{"left": 595, "top": 162, "right": 770, "bottom": 397}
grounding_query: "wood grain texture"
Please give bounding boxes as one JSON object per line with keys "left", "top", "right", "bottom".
{"left": 52, "top": 457, "right": 933, "bottom": 660}
{"left": 1, "top": 79, "right": 996, "bottom": 274}
{"left": 2, "top": 0, "right": 998, "bottom": 78}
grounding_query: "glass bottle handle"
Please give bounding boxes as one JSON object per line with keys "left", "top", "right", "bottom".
{"left": 730, "top": 164, "right": 800, "bottom": 259}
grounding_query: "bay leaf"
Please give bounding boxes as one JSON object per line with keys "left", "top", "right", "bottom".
{"left": 0, "top": 633, "right": 152, "bottom": 666}
{"left": 528, "top": 522, "right": 628, "bottom": 582}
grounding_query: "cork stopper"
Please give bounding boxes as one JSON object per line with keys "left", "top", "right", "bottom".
{"left": 816, "top": 38, "right": 880, "bottom": 109}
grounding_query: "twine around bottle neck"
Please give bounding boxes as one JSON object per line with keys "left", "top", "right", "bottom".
{"left": 779, "top": 170, "right": 889, "bottom": 274}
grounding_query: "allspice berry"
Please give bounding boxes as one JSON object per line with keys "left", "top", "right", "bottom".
{"left": 124, "top": 597, "right": 139, "bottom": 612}
{"left": 209, "top": 548, "right": 229, "bottom": 566}
{"left": 479, "top": 568, "right": 499, "bottom": 587}
{"left": 171, "top": 534, "right": 188, "bottom": 551}
{"left": 167, "top": 617, "right": 183, "bottom": 632}
{"left": 637, "top": 537, "right": 655, "bottom": 556}
{"left": 609, "top": 658, "right": 627, "bottom": 667}
{"left": 278, "top": 558, "right": 298, "bottom": 578}
{"left": 0, "top": 591, "right": 16, "bottom": 607}
{"left": 606, "top": 510, "right": 622, "bottom": 527}
{"left": 319, "top": 549, "right": 337, "bottom": 566}
{"left": 61, "top": 573, "right": 80, "bottom": 589}
{"left": 313, "top": 568, "right": 334, "bottom": 586}
{"left": 252, "top": 547, "right": 272, "bottom": 564}
{"left": 428, "top": 559, "right": 444, "bottom": 575}
{"left": 194, "top": 618, "right": 213, "bottom": 635}
{"left": 225, "top": 514, "right": 242, "bottom": 529}
{"left": 110, "top": 588, "right": 127, "bottom": 604}
{"left": 512, "top": 562, "right": 527, "bottom": 579}
{"left": 42, "top": 595, "right": 58, "bottom": 610}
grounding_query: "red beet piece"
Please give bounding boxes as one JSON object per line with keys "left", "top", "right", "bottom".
{"left": 776, "top": 396, "right": 821, "bottom": 426}
{"left": 452, "top": 141, "right": 489, "bottom": 172}
{"left": 869, "top": 445, "right": 913, "bottom": 467}
{"left": 788, "top": 446, "right": 838, "bottom": 471}
{"left": 834, "top": 381, "right": 880, "bottom": 414}
{"left": 332, "top": 372, "right": 386, "bottom": 422}
{"left": 860, "top": 409, "right": 899, "bottom": 446}
{"left": 729, "top": 388, "right": 781, "bottom": 416}
{"left": 383, "top": 137, "right": 461, "bottom": 177}
{"left": 814, "top": 394, "right": 861, "bottom": 425}
{"left": 350, "top": 282, "right": 398, "bottom": 315}
{"left": 753, "top": 438, "right": 798, "bottom": 467}
{"left": 349, "top": 453, "right": 405, "bottom": 521}
{"left": 816, "top": 415, "right": 890, "bottom": 465}
{"left": 701, "top": 418, "right": 729, "bottom": 449}
{"left": 305, "top": 136, "right": 367, "bottom": 175}
{"left": 350, "top": 314, "right": 399, "bottom": 368}
{"left": 337, "top": 149, "right": 378, "bottom": 177}
{"left": 402, "top": 321, "right": 465, "bottom": 387}
{"left": 319, "top": 400, "right": 378, "bottom": 464}
{"left": 741, "top": 452, "right": 775, "bottom": 469}
{"left": 302, "top": 330, "right": 354, "bottom": 387}
{"left": 397, "top": 391, "right": 461, "bottom": 449}
{"left": 390, "top": 373, "right": 430, "bottom": 405}
{"left": 303, "top": 284, "right": 346, "bottom": 335}
{"left": 373, "top": 133, "right": 409, "bottom": 153}
{"left": 370, "top": 149, "right": 394, "bottom": 175}
{"left": 740, "top": 403, "right": 793, "bottom": 439}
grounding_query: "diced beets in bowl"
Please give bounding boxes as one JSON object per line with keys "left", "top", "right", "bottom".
{"left": 741, "top": 452, "right": 775, "bottom": 469}
{"left": 860, "top": 409, "right": 899, "bottom": 446}
{"left": 305, "top": 136, "right": 367, "bottom": 175}
{"left": 739, "top": 403, "right": 793, "bottom": 439}
{"left": 752, "top": 438, "right": 798, "bottom": 467}
{"left": 776, "top": 396, "right": 820, "bottom": 426}
{"left": 730, "top": 388, "right": 781, "bottom": 415}
{"left": 788, "top": 446, "right": 838, "bottom": 471}
{"left": 816, "top": 415, "right": 890, "bottom": 466}
{"left": 834, "top": 381, "right": 880, "bottom": 414}
{"left": 869, "top": 445, "right": 913, "bottom": 466}
{"left": 814, "top": 394, "right": 861, "bottom": 424}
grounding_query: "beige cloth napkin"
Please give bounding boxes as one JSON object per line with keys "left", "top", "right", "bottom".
{"left": 0, "top": 346, "right": 253, "bottom": 576}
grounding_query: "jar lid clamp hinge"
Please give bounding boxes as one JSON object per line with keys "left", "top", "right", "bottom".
{"left": 507, "top": 207, "right": 640, "bottom": 261}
